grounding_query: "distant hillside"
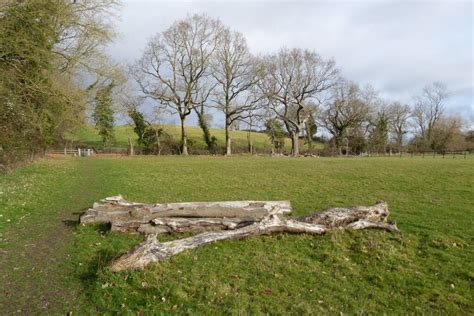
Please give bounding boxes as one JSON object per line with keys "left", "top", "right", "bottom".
{"left": 66, "top": 125, "right": 322, "bottom": 154}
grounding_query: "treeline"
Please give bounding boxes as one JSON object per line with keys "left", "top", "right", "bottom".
{"left": 1, "top": 6, "right": 472, "bottom": 165}
{"left": 129, "top": 14, "right": 472, "bottom": 156}
{"left": 0, "top": 0, "right": 121, "bottom": 169}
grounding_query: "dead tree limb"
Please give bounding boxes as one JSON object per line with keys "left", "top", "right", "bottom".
{"left": 108, "top": 201, "right": 399, "bottom": 271}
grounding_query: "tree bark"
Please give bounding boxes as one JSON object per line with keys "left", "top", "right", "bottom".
{"left": 104, "top": 200, "right": 399, "bottom": 271}
{"left": 291, "top": 131, "right": 299, "bottom": 156}
{"left": 80, "top": 195, "right": 292, "bottom": 233}
{"left": 247, "top": 120, "right": 253, "bottom": 154}
{"left": 305, "top": 121, "right": 313, "bottom": 150}
{"left": 111, "top": 217, "right": 256, "bottom": 235}
{"left": 225, "top": 117, "right": 232, "bottom": 156}
{"left": 128, "top": 137, "right": 134, "bottom": 156}
{"left": 180, "top": 116, "right": 188, "bottom": 156}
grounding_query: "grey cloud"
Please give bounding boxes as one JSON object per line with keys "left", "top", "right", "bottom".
{"left": 111, "top": 0, "right": 473, "bottom": 125}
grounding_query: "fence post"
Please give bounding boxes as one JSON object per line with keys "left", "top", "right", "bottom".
{"left": 78, "top": 148, "right": 81, "bottom": 156}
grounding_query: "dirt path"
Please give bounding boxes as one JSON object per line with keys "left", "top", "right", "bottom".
{"left": 0, "top": 158, "right": 98, "bottom": 314}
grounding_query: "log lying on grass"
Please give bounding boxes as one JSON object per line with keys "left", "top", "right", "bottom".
{"left": 80, "top": 195, "right": 292, "bottom": 234}
{"left": 108, "top": 201, "right": 399, "bottom": 271}
{"left": 113, "top": 217, "right": 257, "bottom": 235}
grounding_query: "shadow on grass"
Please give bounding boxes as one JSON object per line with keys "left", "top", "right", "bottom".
{"left": 63, "top": 219, "right": 79, "bottom": 228}
{"left": 80, "top": 247, "right": 123, "bottom": 283}
{"left": 73, "top": 223, "right": 144, "bottom": 308}
{"left": 62, "top": 210, "right": 89, "bottom": 228}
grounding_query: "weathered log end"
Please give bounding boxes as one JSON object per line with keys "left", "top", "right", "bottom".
{"left": 80, "top": 195, "right": 144, "bottom": 224}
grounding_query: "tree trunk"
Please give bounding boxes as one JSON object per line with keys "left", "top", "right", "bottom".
{"left": 397, "top": 136, "right": 403, "bottom": 154}
{"left": 225, "top": 117, "right": 231, "bottom": 156}
{"left": 247, "top": 131, "right": 253, "bottom": 154}
{"left": 305, "top": 121, "right": 313, "bottom": 150}
{"left": 154, "top": 129, "right": 161, "bottom": 155}
{"left": 180, "top": 116, "right": 188, "bottom": 156}
{"left": 113, "top": 217, "right": 257, "bottom": 235}
{"left": 247, "top": 116, "right": 253, "bottom": 154}
{"left": 291, "top": 131, "right": 299, "bottom": 157}
{"left": 80, "top": 195, "right": 292, "bottom": 234}
{"left": 108, "top": 201, "right": 398, "bottom": 271}
{"left": 335, "top": 135, "right": 342, "bottom": 156}
{"left": 195, "top": 109, "right": 214, "bottom": 152}
{"left": 128, "top": 137, "right": 134, "bottom": 156}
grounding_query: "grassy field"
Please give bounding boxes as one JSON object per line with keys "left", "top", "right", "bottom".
{"left": 68, "top": 125, "right": 322, "bottom": 153}
{"left": 0, "top": 156, "right": 473, "bottom": 314}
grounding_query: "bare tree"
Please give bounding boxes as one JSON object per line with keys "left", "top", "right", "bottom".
{"left": 412, "top": 82, "right": 448, "bottom": 149}
{"left": 260, "top": 48, "right": 338, "bottom": 156}
{"left": 388, "top": 102, "right": 411, "bottom": 153}
{"left": 211, "top": 27, "right": 261, "bottom": 155}
{"left": 132, "top": 14, "right": 221, "bottom": 155}
{"left": 321, "top": 80, "right": 373, "bottom": 155}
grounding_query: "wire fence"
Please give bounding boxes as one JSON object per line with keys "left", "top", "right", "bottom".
{"left": 46, "top": 146, "right": 472, "bottom": 159}
{"left": 359, "top": 150, "right": 470, "bottom": 159}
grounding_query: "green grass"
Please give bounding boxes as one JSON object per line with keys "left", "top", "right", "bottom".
{"left": 1, "top": 156, "right": 473, "bottom": 314}
{"left": 68, "top": 125, "right": 323, "bottom": 153}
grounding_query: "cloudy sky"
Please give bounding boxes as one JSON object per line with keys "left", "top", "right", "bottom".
{"left": 108, "top": 0, "right": 473, "bottom": 127}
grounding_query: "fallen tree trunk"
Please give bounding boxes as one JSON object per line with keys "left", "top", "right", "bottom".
{"left": 112, "top": 217, "right": 256, "bottom": 235}
{"left": 109, "top": 201, "right": 399, "bottom": 271}
{"left": 80, "top": 195, "right": 292, "bottom": 234}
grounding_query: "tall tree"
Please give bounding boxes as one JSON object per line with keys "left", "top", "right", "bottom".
{"left": 132, "top": 14, "right": 222, "bottom": 155}
{"left": 388, "top": 102, "right": 411, "bottom": 153}
{"left": 265, "top": 117, "right": 286, "bottom": 154}
{"left": 321, "top": 80, "right": 373, "bottom": 155}
{"left": 93, "top": 82, "right": 115, "bottom": 148}
{"left": 0, "top": 0, "right": 119, "bottom": 166}
{"left": 260, "top": 48, "right": 338, "bottom": 156}
{"left": 412, "top": 82, "right": 448, "bottom": 149}
{"left": 369, "top": 101, "right": 391, "bottom": 154}
{"left": 211, "top": 27, "right": 261, "bottom": 155}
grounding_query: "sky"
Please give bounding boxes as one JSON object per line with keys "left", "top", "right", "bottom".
{"left": 108, "top": 0, "right": 474, "bottom": 127}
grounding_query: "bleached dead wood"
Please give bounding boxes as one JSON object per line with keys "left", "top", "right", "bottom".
{"left": 80, "top": 195, "right": 292, "bottom": 234}
{"left": 109, "top": 201, "right": 399, "bottom": 271}
{"left": 112, "top": 217, "right": 256, "bottom": 234}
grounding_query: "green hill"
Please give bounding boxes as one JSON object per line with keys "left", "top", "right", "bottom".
{"left": 67, "top": 125, "right": 322, "bottom": 154}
